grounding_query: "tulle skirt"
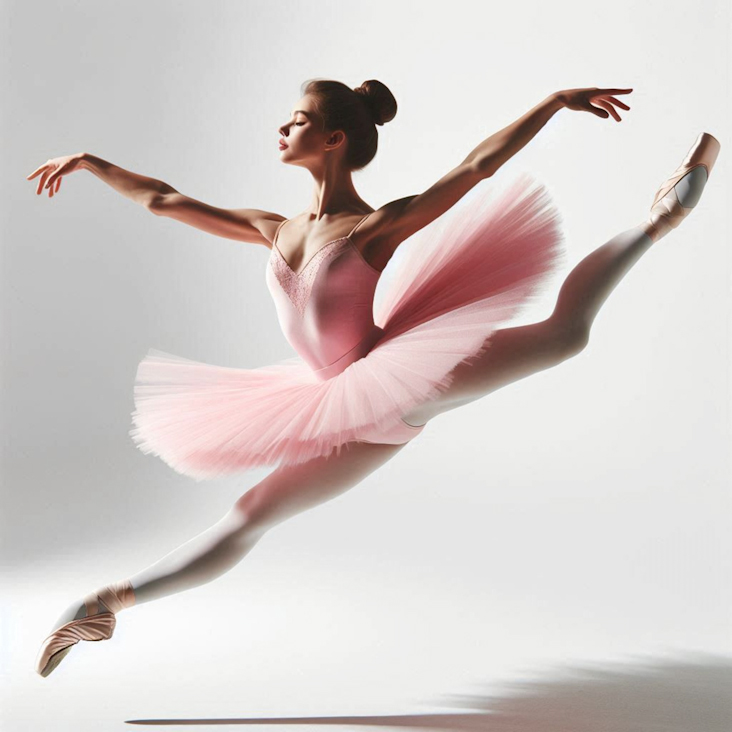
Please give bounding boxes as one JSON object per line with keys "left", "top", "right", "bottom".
{"left": 129, "top": 173, "right": 567, "bottom": 481}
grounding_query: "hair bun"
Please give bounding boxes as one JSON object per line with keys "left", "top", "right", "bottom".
{"left": 354, "top": 80, "right": 397, "bottom": 126}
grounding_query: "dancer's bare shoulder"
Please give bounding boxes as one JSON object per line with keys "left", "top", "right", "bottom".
{"left": 357, "top": 162, "right": 485, "bottom": 269}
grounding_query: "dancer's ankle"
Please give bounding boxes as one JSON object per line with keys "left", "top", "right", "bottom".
{"left": 642, "top": 164, "right": 711, "bottom": 244}
{"left": 637, "top": 221, "right": 660, "bottom": 243}
{"left": 48, "top": 579, "right": 136, "bottom": 634}
{"left": 91, "top": 578, "right": 136, "bottom": 615}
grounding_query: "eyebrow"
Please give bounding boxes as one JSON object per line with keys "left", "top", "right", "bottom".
{"left": 290, "top": 110, "right": 310, "bottom": 117}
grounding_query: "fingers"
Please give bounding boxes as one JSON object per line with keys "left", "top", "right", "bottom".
{"left": 594, "top": 98, "right": 620, "bottom": 121}
{"left": 588, "top": 89, "right": 632, "bottom": 121}
{"left": 37, "top": 168, "right": 54, "bottom": 195}
{"left": 26, "top": 164, "right": 48, "bottom": 181}
{"left": 26, "top": 163, "right": 63, "bottom": 198}
{"left": 599, "top": 87, "right": 633, "bottom": 95}
{"left": 584, "top": 100, "right": 610, "bottom": 119}
{"left": 28, "top": 164, "right": 60, "bottom": 195}
{"left": 602, "top": 95, "right": 630, "bottom": 110}
{"left": 36, "top": 170, "right": 50, "bottom": 195}
{"left": 44, "top": 164, "right": 67, "bottom": 191}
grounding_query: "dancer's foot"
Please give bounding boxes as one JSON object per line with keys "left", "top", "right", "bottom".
{"left": 50, "top": 597, "right": 113, "bottom": 632}
{"left": 639, "top": 132, "right": 720, "bottom": 243}
{"left": 35, "top": 579, "right": 136, "bottom": 678}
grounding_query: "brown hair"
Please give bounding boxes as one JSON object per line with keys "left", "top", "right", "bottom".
{"left": 300, "top": 78, "right": 398, "bottom": 171}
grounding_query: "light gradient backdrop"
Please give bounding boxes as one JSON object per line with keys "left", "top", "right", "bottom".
{"left": 2, "top": 0, "right": 730, "bottom": 729}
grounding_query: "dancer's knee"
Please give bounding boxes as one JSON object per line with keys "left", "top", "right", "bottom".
{"left": 231, "top": 478, "right": 313, "bottom": 537}
{"left": 569, "top": 322, "right": 590, "bottom": 356}
{"left": 550, "top": 316, "right": 590, "bottom": 360}
{"left": 231, "top": 441, "right": 398, "bottom": 535}
{"left": 229, "top": 496, "right": 271, "bottom": 540}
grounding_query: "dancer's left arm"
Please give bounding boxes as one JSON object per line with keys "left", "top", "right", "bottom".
{"left": 365, "top": 87, "right": 632, "bottom": 260}
{"left": 468, "top": 87, "right": 632, "bottom": 178}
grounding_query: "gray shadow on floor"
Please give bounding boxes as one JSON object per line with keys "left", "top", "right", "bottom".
{"left": 126, "top": 651, "right": 732, "bottom": 730}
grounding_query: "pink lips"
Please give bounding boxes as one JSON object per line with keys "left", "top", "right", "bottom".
{"left": 279, "top": 139, "right": 288, "bottom": 149}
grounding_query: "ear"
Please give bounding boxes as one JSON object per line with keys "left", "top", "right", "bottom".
{"left": 324, "top": 130, "right": 347, "bottom": 151}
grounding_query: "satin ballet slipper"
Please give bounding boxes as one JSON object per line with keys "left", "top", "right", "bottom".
{"left": 35, "top": 578, "right": 136, "bottom": 678}
{"left": 639, "top": 132, "right": 721, "bottom": 243}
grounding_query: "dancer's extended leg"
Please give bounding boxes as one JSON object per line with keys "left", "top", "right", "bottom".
{"left": 46, "top": 440, "right": 406, "bottom": 636}
{"left": 129, "top": 439, "right": 406, "bottom": 604}
{"left": 402, "top": 143, "right": 714, "bottom": 423}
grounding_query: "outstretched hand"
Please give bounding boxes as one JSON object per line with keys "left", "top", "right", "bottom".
{"left": 26, "top": 153, "right": 86, "bottom": 198}
{"left": 555, "top": 87, "right": 633, "bottom": 121}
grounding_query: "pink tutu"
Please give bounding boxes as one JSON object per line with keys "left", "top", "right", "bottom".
{"left": 129, "top": 173, "right": 566, "bottom": 481}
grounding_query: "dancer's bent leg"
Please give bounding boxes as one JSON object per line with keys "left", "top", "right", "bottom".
{"left": 403, "top": 154, "right": 711, "bottom": 424}
{"left": 47, "top": 440, "right": 406, "bottom": 634}
{"left": 401, "top": 222, "right": 654, "bottom": 421}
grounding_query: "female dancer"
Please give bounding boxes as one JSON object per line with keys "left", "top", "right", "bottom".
{"left": 28, "top": 79, "right": 719, "bottom": 677}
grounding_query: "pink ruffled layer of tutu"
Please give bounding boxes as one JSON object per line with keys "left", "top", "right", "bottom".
{"left": 129, "top": 173, "right": 567, "bottom": 481}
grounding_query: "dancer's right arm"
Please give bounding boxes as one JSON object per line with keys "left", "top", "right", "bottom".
{"left": 27, "top": 153, "right": 282, "bottom": 246}
{"left": 146, "top": 189, "right": 281, "bottom": 247}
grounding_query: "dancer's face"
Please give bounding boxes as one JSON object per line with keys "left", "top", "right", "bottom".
{"left": 277, "top": 95, "right": 344, "bottom": 168}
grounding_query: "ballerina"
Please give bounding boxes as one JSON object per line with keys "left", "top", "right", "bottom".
{"left": 27, "top": 79, "right": 719, "bottom": 677}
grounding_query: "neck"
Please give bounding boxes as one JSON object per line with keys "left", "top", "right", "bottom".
{"left": 304, "top": 159, "right": 370, "bottom": 221}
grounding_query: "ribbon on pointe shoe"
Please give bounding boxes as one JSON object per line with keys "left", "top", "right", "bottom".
{"left": 85, "top": 578, "right": 137, "bottom": 615}
{"left": 641, "top": 190, "right": 687, "bottom": 242}
{"left": 650, "top": 132, "right": 720, "bottom": 210}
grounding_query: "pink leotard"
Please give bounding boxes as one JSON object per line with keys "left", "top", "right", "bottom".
{"left": 266, "top": 214, "right": 426, "bottom": 444}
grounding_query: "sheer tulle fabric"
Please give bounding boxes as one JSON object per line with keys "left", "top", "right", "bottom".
{"left": 129, "top": 174, "right": 566, "bottom": 481}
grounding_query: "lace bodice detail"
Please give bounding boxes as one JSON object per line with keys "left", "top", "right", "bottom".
{"left": 270, "top": 238, "right": 351, "bottom": 316}
{"left": 265, "top": 222, "right": 382, "bottom": 375}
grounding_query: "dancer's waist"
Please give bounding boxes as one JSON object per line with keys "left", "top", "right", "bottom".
{"left": 312, "top": 325, "right": 385, "bottom": 381}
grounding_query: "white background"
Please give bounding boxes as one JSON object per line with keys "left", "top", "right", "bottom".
{"left": 2, "top": 0, "right": 730, "bottom": 729}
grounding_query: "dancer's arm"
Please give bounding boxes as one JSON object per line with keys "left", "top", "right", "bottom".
{"left": 361, "top": 87, "right": 631, "bottom": 259}
{"left": 353, "top": 93, "right": 565, "bottom": 259}
{"left": 147, "top": 189, "right": 282, "bottom": 247}
{"left": 465, "top": 93, "right": 565, "bottom": 178}
{"left": 82, "top": 155, "right": 283, "bottom": 246}
{"left": 467, "top": 86, "right": 632, "bottom": 176}
{"left": 27, "top": 153, "right": 281, "bottom": 247}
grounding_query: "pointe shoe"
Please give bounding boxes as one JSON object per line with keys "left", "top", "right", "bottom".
{"left": 640, "top": 132, "right": 721, "bottom": 243}
{"left": 35, "top": 579, "right": 136, "bottom": 678}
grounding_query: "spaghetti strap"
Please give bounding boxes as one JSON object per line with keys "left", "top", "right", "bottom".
{"left": 272, "top": 218, "right": 288, "bottom": 248}
{"left": 347, "top": 211, "right": 373, "bottom": 240}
